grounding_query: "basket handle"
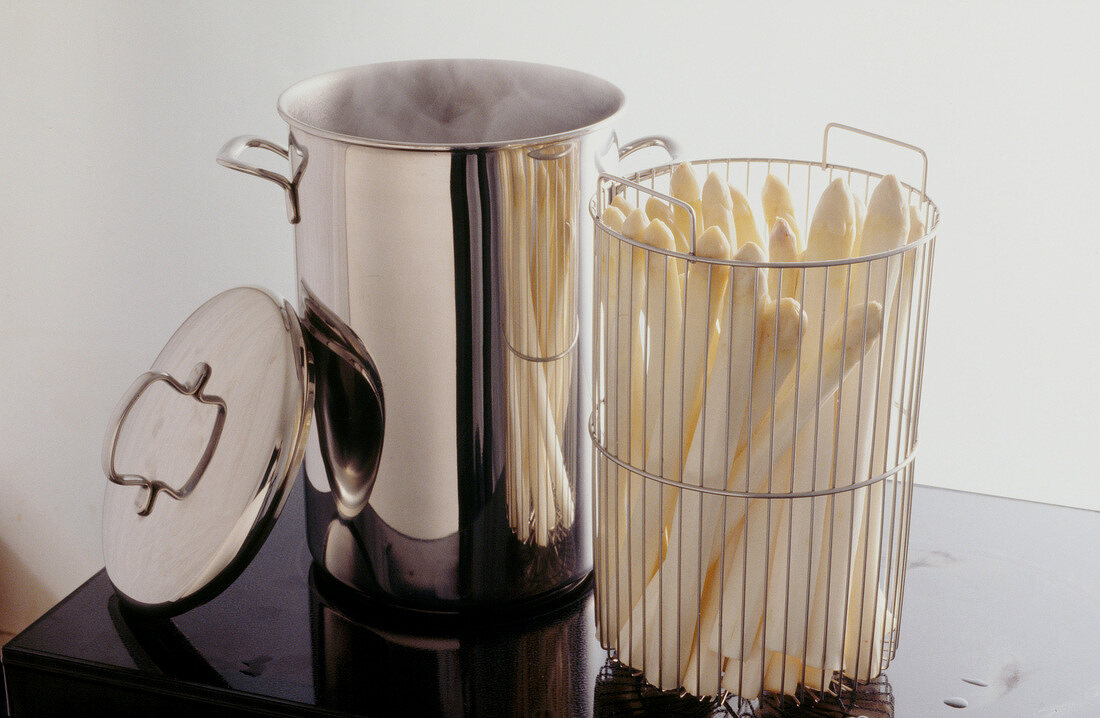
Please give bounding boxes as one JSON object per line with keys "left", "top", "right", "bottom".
{"left": 822, "top": 123, "right": 928, "bottom": 199}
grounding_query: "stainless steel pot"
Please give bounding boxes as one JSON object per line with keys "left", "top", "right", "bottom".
{"left": 218, "top": 59, "right": 673, "bottom": 611}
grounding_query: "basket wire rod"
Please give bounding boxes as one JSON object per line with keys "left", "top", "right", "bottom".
{"left": 718, "top": 265, "right": 740, "bottom": 699}
{"left": 875, "top": 453, "right": 897, "bottom": 676}
{"left": 793, "top": 262, "right": 813, "bottom": 694}
{"left": 758, "top": 275, "right": 782, "bottom": 698}
{"left": 625, "top": 235, "right": 638, "bottom": 667}
{"left": 892, "top": 243, "right": 927, "bottom": 656}
{"left": 588, "top": 418, "right": 919, "bottom": 495}
{"left": 809, "top": 162, "right": 818, "bottom": 240}
{"left": 736, "top": 275, "right": 763, "bottom": 700}
{"left": 593, "top": 206, "right": 601, "bottom": 638}
{"left": 598, "top": 172, "right": 699, "bottom": 255}
{"left": 822, "top": 122, "right": 929, "bottom": 202}
{"left": 818, "top": 265, "right": 853, "bottom": 691}
{"left": 887, "top": 247, "right": 922, "bottom": 647}
{"left": 858, "top": 252, "right": 896, "bottom": 679}
{"left": 874, "top": 254, "right": 907, "bottom": 674}
{"left": 840, "top": 263, "right": 864, "bottom": 674}
{"left": 896, "top": 238, "right": 936, "bottom": 646}
{"left": 806, "top": 265, "right": 832, "bottom": 692}
{"left": 593, "top": 211, "right": 930, "bottom": 269}
{"left": 840, "top": 252, "right": 875, "bottom": 681}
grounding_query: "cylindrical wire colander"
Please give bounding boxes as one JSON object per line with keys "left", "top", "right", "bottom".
{"left": 588, "top": 124, "right": 939, "bottom": 704}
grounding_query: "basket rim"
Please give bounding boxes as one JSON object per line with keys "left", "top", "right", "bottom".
{"left": 590, "top": 155, "right": 940, "bottom": 269}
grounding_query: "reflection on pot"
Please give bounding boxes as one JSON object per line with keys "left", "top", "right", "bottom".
{"left": 310, "top": 570, "right": 595, "bottom": 717}
{"left": 501, "top": 144, "right": 581, "bottom": 548}
{"left": 301, "top": 283, "right": 385, "bottom": 521}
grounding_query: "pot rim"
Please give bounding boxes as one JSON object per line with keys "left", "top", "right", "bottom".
{"left": 275, "top": 58, "right": 626, "bottom": 152}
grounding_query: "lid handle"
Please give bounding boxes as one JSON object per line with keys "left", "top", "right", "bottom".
{"left": 103, "top": 362, "right": 227, "bottom": 516}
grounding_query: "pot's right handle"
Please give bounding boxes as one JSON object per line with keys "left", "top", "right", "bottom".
{"left": 217, "top": 135, "right": 301, "bottom": 224}
{"left": 596, "top": 132, "right": 680, "bottom": 177}
{"left": 616, "top": 134, "right": 680, "bottom": 162}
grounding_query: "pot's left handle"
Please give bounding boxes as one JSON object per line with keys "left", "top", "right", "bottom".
{"left": 217, "top": 135, "right": 301, "bottom": 224}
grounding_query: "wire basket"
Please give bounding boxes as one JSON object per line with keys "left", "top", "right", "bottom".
{"left": 588, "top": 124, "right": 939, "bottom": 703}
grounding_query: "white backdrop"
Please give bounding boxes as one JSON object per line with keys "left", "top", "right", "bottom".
{"left": 2, "top": 0, "right": 1098, "bottom": 635}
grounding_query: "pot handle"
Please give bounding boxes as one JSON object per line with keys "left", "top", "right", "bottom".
{"left": 217, "top": 135, "right": 301, "bottom": 224}
{"left": 596, "top": 132, "right": 680, "bottom": 176}
{"left": 616, "top": 134, "right": 681, "bottom": 162}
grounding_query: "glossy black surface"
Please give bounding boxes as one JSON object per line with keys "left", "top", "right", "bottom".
{"left": 4, "top": 483, "right": 1098, "bottom": 717}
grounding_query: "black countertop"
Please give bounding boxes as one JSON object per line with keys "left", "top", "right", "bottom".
{"left": 4, "top": 482, "right": 1098, "bottom": 717}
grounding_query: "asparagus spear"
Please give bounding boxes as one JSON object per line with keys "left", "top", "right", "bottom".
{"left": 677, "top": 244, "right": 771, "bottom": 695}
{"left": 762, "top": 174, "right": 801, "bottom": 246}
{"left": 728, "top": 184, "right": 764, "bottom": 249}
{"left": 702, "top": 172, "right": 737, "bottom": 250}
{"left": 670, "top": 162, "right": 703, "bottom": 250}
{"left": 832, "top": 177, "right": 911, "bottom": 681}
{"left": 768, "top": 218, "right": 800, "bottom": 300}
{"left": 852, "top": 191, "right": 866, "bottom": 245}
{"left": 611, "top": 193, "right": 635, "bottom": 219}
{"left": 646, "top": 196, "right": 690, "bottom": 255}
{"left": 618, "top": 225, "right": 731, "bottom": 687}
{"left": 614, "top": 208, "right": 652, "bottom": 633}
{"left": 639, "top": 219, "right": 686, "bottom": 596}
{"left": 707, "top": 302, "right": 885, "bottom": 658}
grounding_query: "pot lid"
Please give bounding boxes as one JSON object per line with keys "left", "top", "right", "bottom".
{"left": 101, "top": 287, "right": 313, "bottom": 615}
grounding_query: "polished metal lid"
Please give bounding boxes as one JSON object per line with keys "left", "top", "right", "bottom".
{"left": 101, "top": 287, "right": 313, "bottom": 615}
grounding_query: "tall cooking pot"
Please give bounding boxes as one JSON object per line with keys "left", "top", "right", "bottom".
{"left": 218, "top": 59, "right": 673, "bottom": 611}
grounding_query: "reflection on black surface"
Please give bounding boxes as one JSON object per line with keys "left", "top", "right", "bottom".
{"left": 595, "top": 659, "right": 724, "bottom": 717}
{"left": 107, "top": 594, "right": 229, "bottom": 688}
{"left": 310, "top": 568, "right": 596, "bottom": 717}
{"left": 594, "top": 658, "right": 894, "bottom": 718}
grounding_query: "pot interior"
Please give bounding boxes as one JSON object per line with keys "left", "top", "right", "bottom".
{"left": 277, "top": 59, "right": 625, "bottom": 149}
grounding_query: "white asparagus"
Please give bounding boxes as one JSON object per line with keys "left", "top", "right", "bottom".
{"left": 814, "top": 174, "right": 908, "bottom": 641}
{"left": 852, "top": 191, "right": 866, "bottom": 246}
{"left": 611, "top": 193, "right": 635, "bottom": 219}
{"left": 681, "top": 226, "right": 734, "bottom": 455}
{"left": 629, "top": 242, "right": 767, "bottom": 695}
{"left": 537, "top": 158, "right": 576, "bottom": 532}
{"left": 613, "top": 208, "right": 651, "bottom": 632}
{"left": 618, "top": 225, "right": 731, "bottom": 687}
{"left": 747, "top": 298, "right": 806, "bottom": 444}
{"left": 639, "top": 219, "right": 685, "bottom": 597}
{"left": 843, "top": 586, "right": 894, "bottom": 681}
{"left": 762, "top": 174, "right": 801, "bottom": 246}
{"left": 729, "top": 184, "right": 764, "bottom": 249}
{"left": 619, "top": 216, "right": 684, "bottom": 661}
{"left": 830, "top": 176, "right": 911, "bottom": 681}
{"left": 670, "top": 162, "right": 703, "bottom": 249}
{"left": 768, "top": 218, "right": 800, "bottom": 300}
{"left": 760, "top": 651, "right": 804, "bottom": 697}
{"left": 673, "top": 249, "right": 768, "bottom": 692}
{"left": 706, "top": 300, "right": 806, "bottom": 696}
{"left": 702, "top": 172, "right": 737, "bottom": 249}
{"left": 779, "top": 178, "right": 857, "bottom": 618}
{"left": 708, "top": 302, "right": 885, "bottom": 656}
{"left": 646, "top": 196, "right": 690, "bottom": 255}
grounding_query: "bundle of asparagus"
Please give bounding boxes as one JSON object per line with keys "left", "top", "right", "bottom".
{"left": 594, "top": 162, "right": 923, "bottom": 699}
{"left": 503, "top": 147, "right": 577, "bottom": 546}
